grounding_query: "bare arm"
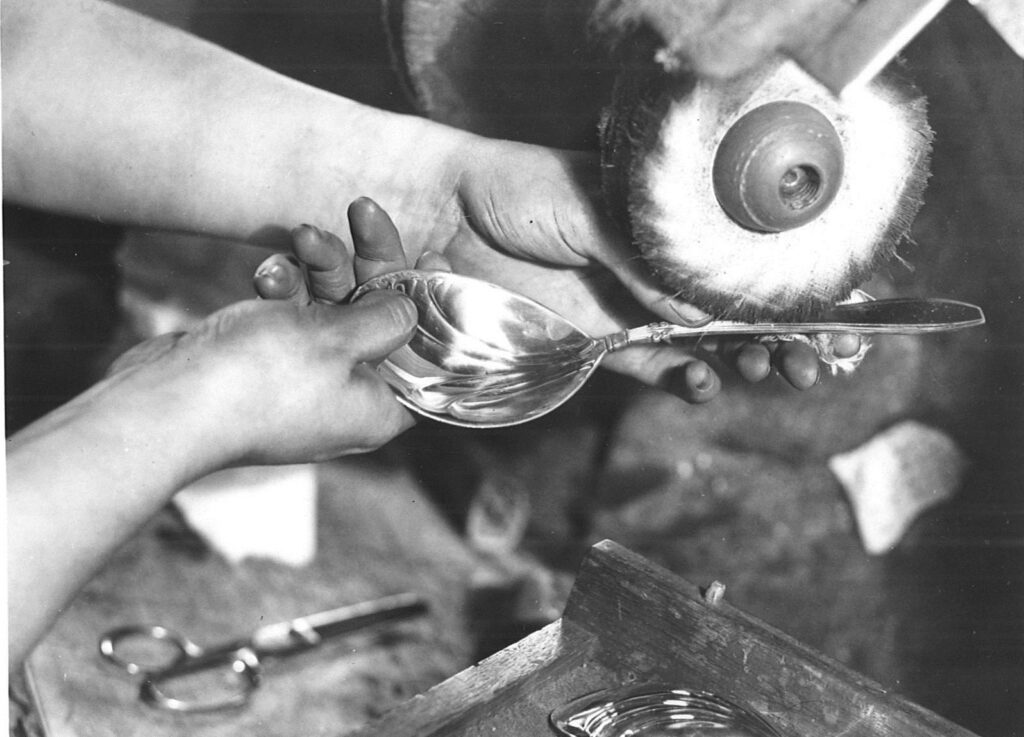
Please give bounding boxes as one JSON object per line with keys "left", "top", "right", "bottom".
{"left": 6, "top": 355, "right": 229, "bottom": 664}
{"left": 1, "top": 1, "right": 652, "bottom": 325}
{"left": 6, "top": 292, "right": 418, "bottom": 667}
{"left": 2, "top": 0, "right": 703, "bottom": 314}
{"left": 1, "top": 0, "right": 456, "bottom": 245}
{"left": 1, "top": 0, "right": 825, "bottom": 401}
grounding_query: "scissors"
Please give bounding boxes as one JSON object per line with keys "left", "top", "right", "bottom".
{"left": 98, "top": 592, "right": 428, "bottom": 713}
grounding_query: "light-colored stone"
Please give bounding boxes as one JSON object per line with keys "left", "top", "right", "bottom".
{"left": 828, "top": 421, "right": 969, "bottom": 555}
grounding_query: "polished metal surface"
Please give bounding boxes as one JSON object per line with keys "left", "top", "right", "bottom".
{"left": 550, "top": 685, "right": 783, "bottom": 737}
{"left": 353, "top": 270, "right": 985, "bottom": 429}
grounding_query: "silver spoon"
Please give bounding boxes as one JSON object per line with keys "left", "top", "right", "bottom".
{"left": 351, "top": 270, "right": 985, "bottom": 428}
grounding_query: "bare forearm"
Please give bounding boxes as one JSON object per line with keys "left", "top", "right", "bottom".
{"left": 5, "top": 290, "right": 423, "bottom": 667}
{"left": 1, "top": 0, "right": 460, "bottom": 246}
{"left": 6, "top": 366, "right": 229, "bottom": 667}
{"left": 1, "top": 0, "right": 606, "bottom": 291}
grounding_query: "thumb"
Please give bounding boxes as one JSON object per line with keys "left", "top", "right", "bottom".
{"left": 331, "top": 291, "right": 418, "bottom": 363}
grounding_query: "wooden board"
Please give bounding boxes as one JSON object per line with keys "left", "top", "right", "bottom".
{"left": 353, "top": 540, "right": 979, "bottom": 736}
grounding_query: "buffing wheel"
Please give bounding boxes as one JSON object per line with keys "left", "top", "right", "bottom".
{"left": 386, "top": 0, "right": 933, "bottom": 321}
{"left": 601, "top": 62, "right": 932, "bottom": 320}
{"left": 712, "top": 100, "right": 844, "bottom": 234}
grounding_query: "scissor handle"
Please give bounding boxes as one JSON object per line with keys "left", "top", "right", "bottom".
{"left": 100, "top": 625, "right": 263, "bottom": 712}
{"left": 99, "top": 624, "right": 203, "bottom": 676}
{"left": 141, "top": 646, "right": 262, "bottom": 713}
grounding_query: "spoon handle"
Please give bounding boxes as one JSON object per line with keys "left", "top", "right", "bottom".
{"left": 601, "top": 298, "right": 985, "bottom": 352}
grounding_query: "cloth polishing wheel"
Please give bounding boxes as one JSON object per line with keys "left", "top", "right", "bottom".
{"left": 601, "top": 61, "right": 933, "bottom": 320}
{"left": 384, "top": 0, "right": 933, "bottom": 321}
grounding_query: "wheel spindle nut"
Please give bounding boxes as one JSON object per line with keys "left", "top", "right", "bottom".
{"left": 713, "top": 101, "right": 844, "bottom": 233}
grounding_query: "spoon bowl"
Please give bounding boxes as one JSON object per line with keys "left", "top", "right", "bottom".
{"left": 352, "top": 270, "right": 602, "bottom": 427}
{"left": 352, "top": 270, "right": 985, "bottom": 428}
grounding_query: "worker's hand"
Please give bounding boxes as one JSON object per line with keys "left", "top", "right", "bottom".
{"left": 108, "top": 286, "right": 418, "bottom": 466}
{"left": 455, "top": 145, "right": 847, "bottom": 392}
{"left": 252, "top": 198, "right": 449, "bottom": 307}
{"left": 258, "top": 197, "right": 844, "bottom": 398}
{"left": 369, "top": 141, "right": 850, "bottom": 394}
{"left": 254, "top": 197, "right": 736, "bottom": 403}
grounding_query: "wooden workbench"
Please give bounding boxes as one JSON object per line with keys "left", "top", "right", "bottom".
{"left": 352, "top": 540, "right": 978, "bottom": 736}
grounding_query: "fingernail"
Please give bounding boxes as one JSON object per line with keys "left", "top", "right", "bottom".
{"left": 669, "top": 300, "right": 713, "bottom": 328}
{"left": 832, "top": 333, "right": 861, "bottom": 358}
{"left": 690, "top": 361, "right": 714, "bottom": 391}
{"left": 416, "top": 250, "right": 450, "bottom": 271}
{"left": 254, "top": 261, "right": 284, "bottom": 281}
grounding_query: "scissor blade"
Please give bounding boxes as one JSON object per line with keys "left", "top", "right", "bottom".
{"left": 252, "top": 593, "right": 428, "bottom": 654}
{"left": 305, "top": 593, "right": 428, "bottom": 639}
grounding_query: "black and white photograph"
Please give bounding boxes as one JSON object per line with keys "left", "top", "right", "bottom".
{"left": 4, "top": 1, "right": 1023, "bottom": 735}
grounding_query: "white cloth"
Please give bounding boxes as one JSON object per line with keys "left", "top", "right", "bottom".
{"left": 174, "top": 464, "right": 319, "bottom": 566}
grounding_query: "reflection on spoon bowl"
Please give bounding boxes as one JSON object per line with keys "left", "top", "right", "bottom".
{"left": 352, "top": 270, "right": 601, "bottom": 427}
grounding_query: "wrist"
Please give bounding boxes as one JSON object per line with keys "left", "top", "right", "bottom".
{"left": 287, "top": 97, "right": 470, "bottom": 247}
{"left": 54, "top": 358, "right": 240, "bottom": 486}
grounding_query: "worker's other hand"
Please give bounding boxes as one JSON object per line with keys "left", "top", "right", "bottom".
{"left": 253, "top": 201, "right": 725, "bottom": 416}
{"left": 108, "top": 283, "right": 418, "bottom": 467}
{"left": 432, "top": 144, "right": 853, "bottom": 393}
{"left": 257, "top": 197, "right": 842, "bottom": 400}
{"left": 254, "top": 198, "right": 725, "bottom": 403}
